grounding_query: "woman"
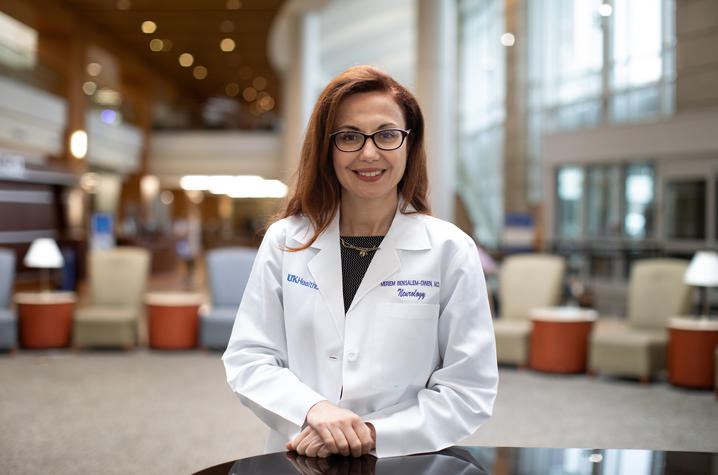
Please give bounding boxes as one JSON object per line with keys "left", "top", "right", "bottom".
{"left": 222, "top": 65, "right": 498, "bottom": 459}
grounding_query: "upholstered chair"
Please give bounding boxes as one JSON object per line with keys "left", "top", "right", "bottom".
{"left": 198, "top": 247, "right": 256, "bottom": 349}
{"left": 493, "top": 253, "right": 566, "bottom": 366}
{"left": 73, "top": 247, "right": 150, "bottom": 349}
{"left": 588, "top": 258, "right": 691, "bottom": 383}
{"left": 0, "top": 248, "right": 17, "bottom": 351}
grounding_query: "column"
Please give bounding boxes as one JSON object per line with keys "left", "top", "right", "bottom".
{"left": 416, "top": 0, "right": 457, "bottom": 221}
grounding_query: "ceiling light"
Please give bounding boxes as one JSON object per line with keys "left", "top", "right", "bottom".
{"left": 82, "top": 81, "right": 97, "bottom": 95}
{"left": 500, "top": 32, "right": 516, "bottom": 47}
{"left": 180, "top": 175, "right": 211, "bottom": 191}
{"left": 226, "top": 0, "right": 242, "bottom": 10}
{"left": 225, "top": 82, "right": 240, "bottom": 97}
{"left": 193, "top": 66, "right": 208, "bottom": 80}
{"left": 149, "top": 38, "right": 164, "bottom": 52}
{"left": 598, "top": 4, "right": 613, "bottom": 17}
{"left": 220, "top": 38, "right": 236, "bottom": 52}
{"left": 259, "top": 95, "right": 275, "bottom": 111}
{"left": 70, "top": 130, "right": 88, "bottom": 159}
{"left": 116, "top": 0, "right": 131, "bottom": 10}
{"left": 242, "top": 87, "right": 257, "bottom": 101}
{"left": 160, "top": 190, "right": 174, "bottom": 205}
{"left": 252, "top": 76, "right": 267, "bottom": 91}
{"left": 101, "top": 109, "right": 117, "bottom": 124}
{"left": 179, "top": 53, "right": 194, "bottom": 67}
{"left": 95, "top": 88, "right": 122, "bottom": 106}
{"left": 86, "top": 62, "right": 102, "bottom": 76}
{"left": 141, "top": 20, "right": 157, "bottom": 34}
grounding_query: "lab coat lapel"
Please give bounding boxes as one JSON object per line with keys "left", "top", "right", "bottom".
{"left": 305, "top": 212, "right": 345, "bottom": 338}
{"left": 347, "top": 204, "right": 431, "bottom": 313}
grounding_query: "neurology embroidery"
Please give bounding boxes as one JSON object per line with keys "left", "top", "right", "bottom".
{"left": 397, "top": 288, "right": 426, "bottom": 301}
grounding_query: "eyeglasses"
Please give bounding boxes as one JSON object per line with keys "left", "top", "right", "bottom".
{"left": 330, "top": 128, "right": 411, "bottom": 152}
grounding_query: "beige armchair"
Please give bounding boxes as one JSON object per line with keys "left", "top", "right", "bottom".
{"left": 588, "top": 258, "right": 691, "bottom": 382}
{"left": 73, "top": 247, "right": 150, "bottom": 349}
{"left": 493, "top": 253, "right": 566, "bottom": 366}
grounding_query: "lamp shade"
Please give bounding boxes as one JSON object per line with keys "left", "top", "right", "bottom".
{"left": 684, "top": 251, "right": 718, "bottom": 287}
{"left": 23, "top": 238, "right": 64, "bottom": 269}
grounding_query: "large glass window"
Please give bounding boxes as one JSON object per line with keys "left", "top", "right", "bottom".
{"left": 664, "top": 179, "right": 706, "bottom": 240}
{"left": 556, "top": 166, "right": 584, "bottom": 238}
{"left": 457, "top": 0, "right": 505, "bottom": 247}
{"left": 623, "top": 164, "right": 655, "bottom": 239}
{"left": 586, "top": 165, "right": 621, "bottom": 237}
{"left": 610, "top": 0, "right": 675, "bottom": 122}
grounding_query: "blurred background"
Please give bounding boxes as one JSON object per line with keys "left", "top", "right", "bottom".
{"left": 0, "top": 0, "right": 717, "bottom": 473}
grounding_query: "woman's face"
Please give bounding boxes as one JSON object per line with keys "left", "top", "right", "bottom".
{"left": 331, "top": 91, "right": 408, "bottom": 205}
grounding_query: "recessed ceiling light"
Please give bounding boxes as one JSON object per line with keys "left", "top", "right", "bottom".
{"left": 242, "top": 87, "right": 257, "bottom": 102}
{"left": 258, "top": 95, "right": 275, "bottom": 111}
{"left": 116, "top": 0, "right": 131, "bottom": 10}
{"left": 193, "top": 66, "right": 208, "bottom": 80}
{"left": 220, "top": 38, "right": 236, "bottom": 52}
{"left": 86, "top": 62, "right": 102, "bottom": 77}
{"left": 179, "top": 53, "right": 194, "bottom": 67}
{"left": 149, "top": 39, "right": 164, "bottom": 52}
{"left": 141, "top": 20, "right": 157, "bottom": 34}
{"left": 252, "top": 76, "right": 267, "bottom": 91}
{"left": 500, "top": 32, "right": 516, "bottom": 47}
{"left": 225, "top": 83, "right": 240, "bottom": 97}
{"left": 226, "top": 0, "right": 241, "bottom": 10}
{"left": 82, "top": 81, "right": 97, "bottom": 95}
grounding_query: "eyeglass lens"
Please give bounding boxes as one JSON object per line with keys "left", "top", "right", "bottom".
{"left": 333, "top": 129, "right": 406, "bottom": 152}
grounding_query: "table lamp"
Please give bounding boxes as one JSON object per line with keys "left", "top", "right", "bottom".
{"left": 684, "top": 250, "right": 718, "bottom": 318}
{"left": 23, "top": 238, "right": 64, "bottom": 291}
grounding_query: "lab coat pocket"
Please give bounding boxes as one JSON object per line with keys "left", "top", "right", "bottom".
{"left": 371, "top": 302, "right": 440, "bottom": 391}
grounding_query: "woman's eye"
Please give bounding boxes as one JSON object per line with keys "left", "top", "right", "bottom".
{"left": 378, "top": 130, "right": 399, "bottom": 140}
{"left": 340, "top": 133, "right": 360, "bottom": 142}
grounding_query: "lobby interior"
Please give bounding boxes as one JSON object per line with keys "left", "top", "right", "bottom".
{"left": 0, "top": 0, "right": 717, "bottom": 473}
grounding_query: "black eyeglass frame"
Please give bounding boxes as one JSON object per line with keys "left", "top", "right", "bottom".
{"left": 329, "top": 128, "right": 412, "bottom": 152}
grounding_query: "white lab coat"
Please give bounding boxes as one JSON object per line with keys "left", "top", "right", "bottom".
{"left": 222, "top": 204, "right": 498, "bottom": 458}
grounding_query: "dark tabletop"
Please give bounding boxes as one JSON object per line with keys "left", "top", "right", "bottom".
{"left": 193, "top": 446, "right": 718, "bottom": 475}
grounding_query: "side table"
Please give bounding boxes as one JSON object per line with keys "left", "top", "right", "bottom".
{"left": 146, "top": 292, "right": 204, "bottom": 349}
{"left": 529, "top": 306, "right": 598, "bottom": 373}
{"left": 668, "top": 317, "right": 718, "bottom": 389}
{"left": 15, "top": 291, "right": 77, "bottom": 349}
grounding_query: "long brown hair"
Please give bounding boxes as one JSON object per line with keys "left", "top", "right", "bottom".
{"left": 277, "top": 65, "right": 430, "bottom": 250}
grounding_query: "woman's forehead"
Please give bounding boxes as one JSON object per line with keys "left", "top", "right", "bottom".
{"left": 333, "top": 91, "right": 405, "bottom": 129}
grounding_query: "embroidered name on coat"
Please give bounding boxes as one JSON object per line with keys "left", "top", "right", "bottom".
{"left": 286, "top": 273, "right": 319, "bottom": 290}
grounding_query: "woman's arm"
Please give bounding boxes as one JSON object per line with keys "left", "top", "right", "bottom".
{"left": 363, "top": 237, "right": 499, "bottom": 457}
{"left": 222, "top": 222, "right": 326, "bottom": 439}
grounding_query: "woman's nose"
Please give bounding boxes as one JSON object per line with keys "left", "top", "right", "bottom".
{"left": 359, "top": 138, "right": 380, "bottom": 161}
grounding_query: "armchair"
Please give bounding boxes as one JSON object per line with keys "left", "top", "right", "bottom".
{"left": 0, "top": 248, "right": 17, "bottom": 350}
{"left": 493, "top": 253, "right": 566, "bottom": 366}
{"left": 199, "top": 247, "right": 256, "bottom": 349}
{"left": 72, "top": 247, "right": 150, "bottom": 348}
{"left": 588, "top": 258, "right": 692, "bottom": 382}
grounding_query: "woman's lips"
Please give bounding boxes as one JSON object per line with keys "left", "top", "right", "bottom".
{"left": 353, "top": 169, "right": 385, "bottom": 182}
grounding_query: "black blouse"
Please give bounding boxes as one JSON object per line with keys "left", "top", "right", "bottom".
{"left": 339, "top": 235, "right": 385, "bottom": 313}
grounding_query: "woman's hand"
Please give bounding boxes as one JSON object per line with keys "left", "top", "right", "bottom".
{"left": 287, "top": 400, "right": 374, "bottom": 457}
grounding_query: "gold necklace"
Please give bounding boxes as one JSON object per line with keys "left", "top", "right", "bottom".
{"left": 340, "top": 238, "right": 380, "bottom": 257}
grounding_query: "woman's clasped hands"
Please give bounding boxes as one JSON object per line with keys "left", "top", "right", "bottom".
{"left": 286, "top": 400, "right": 375, "bottom": 458}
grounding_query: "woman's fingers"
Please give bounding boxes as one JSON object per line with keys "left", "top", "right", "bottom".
{"left": 353, "top": 421, "right": 374, "bottom": 455}
{"left": 287, "top": 425, "right": 313, "bottom": 451}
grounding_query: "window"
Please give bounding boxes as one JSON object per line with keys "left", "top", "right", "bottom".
{"left": 623, "top": 164, "right": 655, "bottom": 239}
{"left": 586, "top": 165, "right": 621, "bottom": 237}
{"left": 664, "top": 179, "right": 706, "bottom": 240}
{"left": 556, "top": 166, "right": 584, "bottom": 238}
{"left": 457, "top": 0, "right": 505, "bottom": 247}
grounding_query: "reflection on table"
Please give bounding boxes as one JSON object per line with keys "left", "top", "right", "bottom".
{"left": 193, "top": 445, "right": 718, "bottom": 475}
